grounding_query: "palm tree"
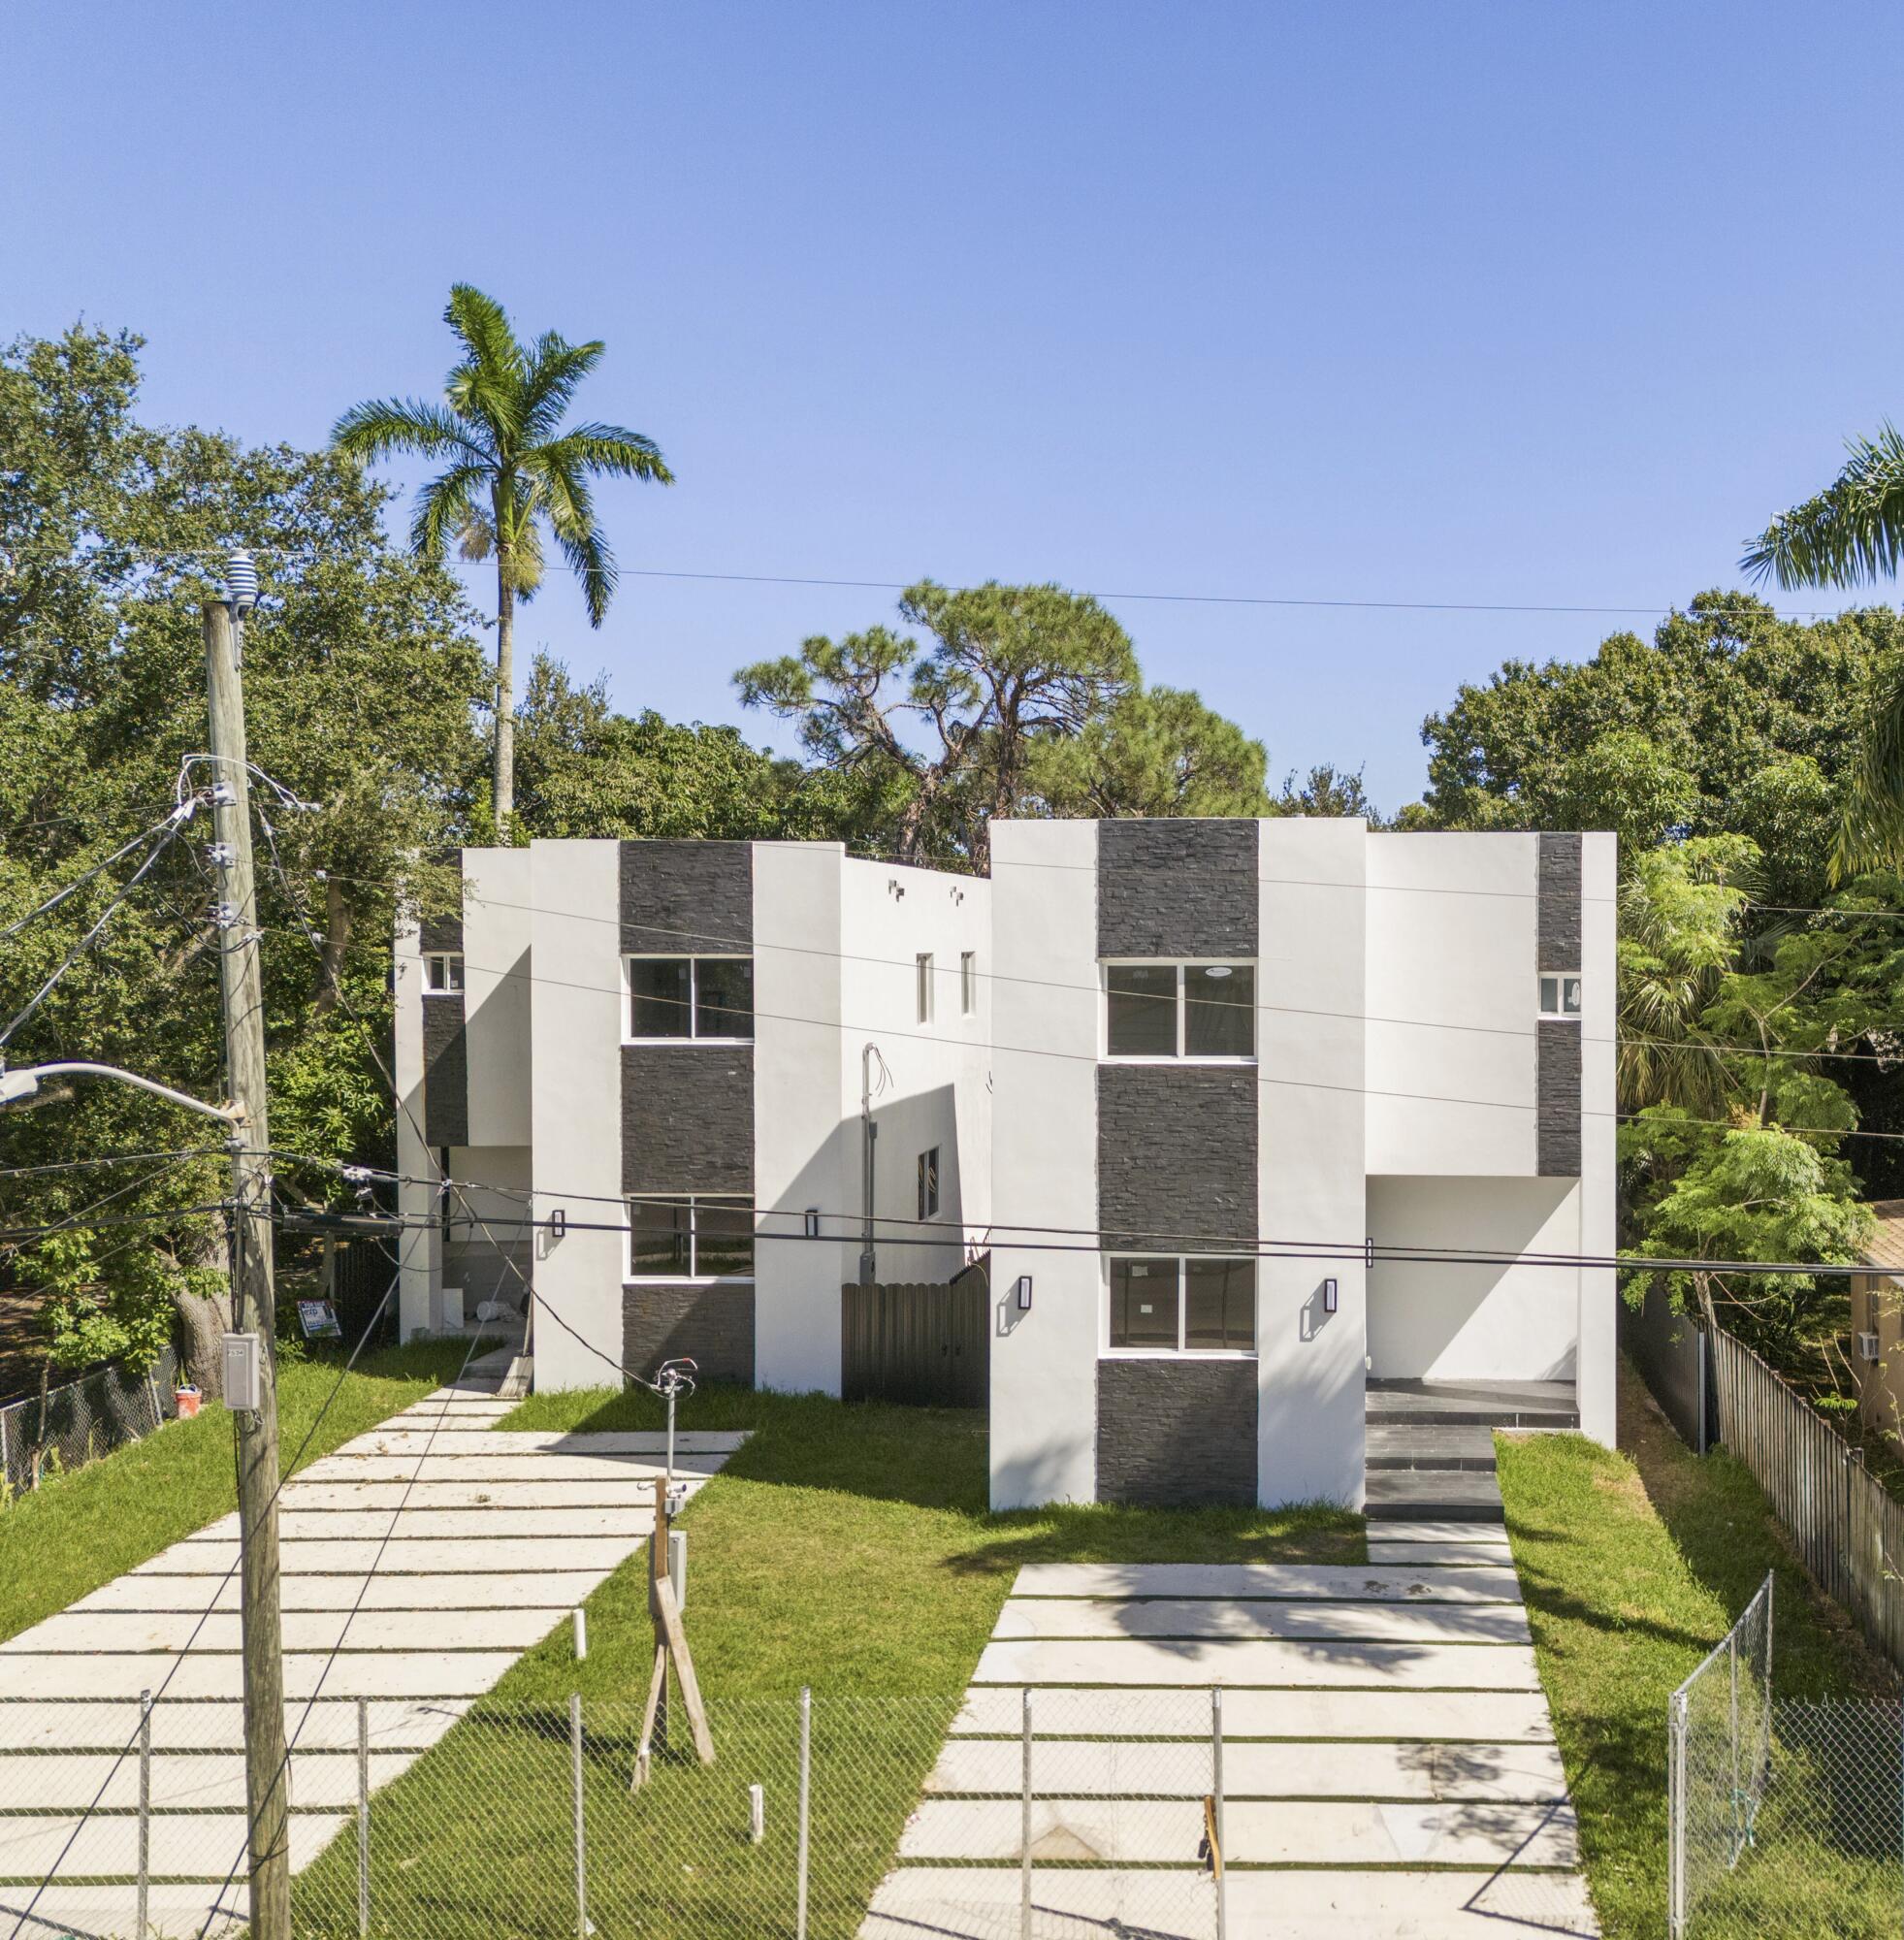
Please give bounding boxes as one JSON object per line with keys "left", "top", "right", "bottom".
{"left": 334, "top": 285, "right": 673, "bottom": 832}
{"left": 1743, "top": 426, "right": 1904, "bottom": 875}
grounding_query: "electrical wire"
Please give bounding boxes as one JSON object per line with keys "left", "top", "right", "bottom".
{"left": 0, "top": 811, "right": 193, "bottom": 942}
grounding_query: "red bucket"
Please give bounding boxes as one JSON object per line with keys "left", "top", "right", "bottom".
{"left": 175, "top": 1386, "right": 203, "bottom": 1419}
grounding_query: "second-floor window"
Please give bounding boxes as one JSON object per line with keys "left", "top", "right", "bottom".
{"left": 628, "top": 1194, "right": 755, "bottom": 1277}
{"left": 1538, "top": 973, "right": 1583, "bottom": 1018}
{"left": 917, "top": 953, "right": 934, "bottom": 1023}
{"left": 423, "top": 952, "right": 464, "bottom": 993}
{"left": 627, "top": 955, "right": 754, "bottom": 1040}
{"left": 1105, "top": 961, "right": 1255, "bottom": 1058}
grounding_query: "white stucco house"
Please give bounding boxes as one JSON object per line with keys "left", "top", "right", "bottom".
{"left": 393, "top": 820, "right": 1615, "bottom": 1511}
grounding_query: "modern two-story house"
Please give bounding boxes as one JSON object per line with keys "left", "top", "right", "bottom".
{"left": 394, "top": 819, "right": 1615, "bottom": 1510}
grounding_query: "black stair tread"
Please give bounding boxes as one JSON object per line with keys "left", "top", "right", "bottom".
{"left": 1364, "top": 1469, "right": 1507, "bottom": 1523}
{"left": 1366, "top": 1424, "right": 1498, "bottom": 1471}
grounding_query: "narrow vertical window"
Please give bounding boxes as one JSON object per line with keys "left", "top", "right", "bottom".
{"left": 917, "top": 1147, "right": 940, "bottom": 1220}
{"left": 960, "top": 951, "right": 977, "bottom": 1017}
{"left": 917, "top": 953, "right": 934, "bottom": 1023}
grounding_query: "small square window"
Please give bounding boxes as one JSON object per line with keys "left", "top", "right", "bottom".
{"left": 694, "top": 957, "right": 755, "bottom": 1039}
{"left": 1110, "top": 1258, "right": 1179, "bottom": 1349}
{"left": 1185, "top": 964, "right": 1254, "bottom": 1056}
{"left": 917, "top": 953, "right": 934, "bottom": 1024}
{"left": 1539, "top": 973, "right": 1583, "bottom": 1018}
{"left": 423, "top": 952, "right": 464, "bottom": 993}
{"left": 960, "top": 951, "right": 977, "bottom": 1017}
{"left": 1106, "top": 963, "right": 1178, "bottom": 1055}
{"left": 918, "top": 1147, "right": 940, "bottom": 1220}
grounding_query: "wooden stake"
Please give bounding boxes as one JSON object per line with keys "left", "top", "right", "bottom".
{"left": 652, "top": 1574, "right": 713, "bottom": 1764}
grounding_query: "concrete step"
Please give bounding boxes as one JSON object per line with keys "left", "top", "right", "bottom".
{"left": 1366, "top": 1379, "right": 1577, "bottom": 1431}
{"left": 1364, "top": 1469, "right": 1506, "bottom": 1523}
{"left": 1366, "top": 1424, "right": 1498, "bottom": 1471}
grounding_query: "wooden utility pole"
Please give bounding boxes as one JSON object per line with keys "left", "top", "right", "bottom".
{"left": 205, "top": 597, "right": 291, "bottom": 1940}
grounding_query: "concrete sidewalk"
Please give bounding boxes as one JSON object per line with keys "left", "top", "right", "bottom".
{"left": 0, "top": 1348, "right": 743, "bottom": 1939}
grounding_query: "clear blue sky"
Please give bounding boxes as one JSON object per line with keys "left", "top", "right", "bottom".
{"left": 6, "top": 2, "right": 1901, "bottom": 811}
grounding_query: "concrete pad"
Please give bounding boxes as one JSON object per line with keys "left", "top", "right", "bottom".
{"left": 860, "top": 1865, "right": 1599, "bottom": 1938}
{"left": 140, "top": 1536, "right": 640, "bottom": 1574}
{"left": 0, "top": 1807, "right": 347, "bottom": 1881}
{"left": 1011, "top": 1564, "right": 1522, "bottom": 1603}
{"left": 897, "top": 1796, "right": 1579, "bottom": 1867}
{"left": 278, "top": 1478, "right": 668, "bottom": 1509}
{"left": 351, "top": 1430, "right": 747, "bottom": 1455}
{"left": 0, "top": 1880, "right": 244, "bottom": 1938}
{"left": 1369, "top": 1541, "right": 1520, "bottom": 1567}
{"left": 1364, "top": 1522, "right": 1513, "bottom": 1546}
{"left": 3, "top": 1607, "right": 563, "bottom": 1656}
{"left": 971, "top": 1639, "right": 1543, "bottom": 1691}
{"left": 186, "top": 1506, "right": 658, "bottom": 1539}
{"left": 0, "top": 1652, "right": 519, "bottom": 1700}
{"left": 951, "top": 1687, "right": 1557, "bottom": 1741}
{"left": 925, "top": 1736, "right": 1568, "bottom": 1801}
{"left": 0, "top": 1699, "right": 471, "bottom": 1752}
{"left": 71, "top": 1570, "right": 611, "bottom": 1614}
{"left": 0, "top": 1748, "right": 420, "bottom": 1811}
{"left": 294, "top": 1453, "right": 707, "bottom": 1483}
{"left": 993, "top": 1599, "right": 1532, "bottom": 1646}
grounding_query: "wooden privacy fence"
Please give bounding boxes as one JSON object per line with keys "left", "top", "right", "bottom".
{"left": 841, "top": 1277, "right": 988, "bottom": 1409}
{"left": 1709, "top": 1324, "right": 1904, "bottom": 1670}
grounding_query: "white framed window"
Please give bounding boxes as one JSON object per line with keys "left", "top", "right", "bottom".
{"left": 918, "top": 1147, "right": 941, "bottom": 1220}
{"left": 1538, "top": 972, "right": 1583, "bottom": 1018}
{"left": 1103, "top": 961, "right": 1255, "bottom": 1059}
{"left": 625, "top": 955, "right": 754, "bottom": 1041}
{"left": 1106, "top": 1254, "right": 1256, "bottom": 1354}
{"left": 423, "top": 952, "right": 464, "bottom": 994}
{"left": 627, "top": 1194, "right": 755, "bottom": 1279}
{"left": 916, "top": 952, "right": 934, "bottom": 1024}
{"left": 960, "top": 951, "right": 977, "bottom": 1017}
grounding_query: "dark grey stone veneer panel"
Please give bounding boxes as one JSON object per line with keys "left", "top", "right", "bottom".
{"left": 421, "top": 996, "right": 468, "bottom": 1147}
{"left": 622, "top": 1046, "right": 755, "bottom": 1194}
{"left": 1096, "top": 1358, "right": 1258, "bottom": 1505}
{"left": 418, "top": 911, "right": 464, "bottom": 955}
{"left": 1097, "top": 820, "right": 1258, "bottom": 958}
{"left": 1536, "top": 831, "right": 1583, "bottom": 1175}
{"left": 1537, "top": 833, "right": 1582, "bottom": 971}
{"left": 1098, "top": 1065, "right": 1257, "bottom": 1249}
{"left": 624, "top": 1284, "right": 755, "bottom": 1385}
{"left": 1536, "top": 1019, "right": 1583, "bottom": 1177}
{"left": 621, "top": 841, "right": 753, "bottom": 955}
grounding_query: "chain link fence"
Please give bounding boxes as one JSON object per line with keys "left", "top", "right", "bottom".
{"left": 0, "top": 1348, "right": 176, "bottom": 1499}
{"left": 0, "top": 1687, "right": 1276, "bottom": 1939}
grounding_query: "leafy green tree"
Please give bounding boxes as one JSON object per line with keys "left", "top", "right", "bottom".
{"left": 333, "top": 285, "right": 673, "bottom": 833}
{"left": 1276, "top": 762, "right": 1382, "bottom": 823}
{"left": 737, "top": 580, "right": 1140, "bottom": 868}
{"left": 1028, "top": 685, "right": 1272, "bottom": 820}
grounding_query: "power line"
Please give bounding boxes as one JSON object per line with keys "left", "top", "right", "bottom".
{"left": 0, "top": 810, "right": 192, "bottom": 943}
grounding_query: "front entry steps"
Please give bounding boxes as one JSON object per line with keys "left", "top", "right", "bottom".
{"left": 1364, "top": 1380, "right": 1579, "bottom": 1524}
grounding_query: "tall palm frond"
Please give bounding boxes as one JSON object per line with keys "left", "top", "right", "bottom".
{"left": 1743, "top": 423, "right": 1904, "bottom": 590}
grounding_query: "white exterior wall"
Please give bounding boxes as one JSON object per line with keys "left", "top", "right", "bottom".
{"left": 988, "top": 820, "right": 1100, "bottom": 1508}
{"left": 1366, "top": 1175, "right": 1581, "bottom": 1379}
{"left": 752, "top": 844, "right": 849, "bottom": 1394}
{"left": 1258, "top": 819, "right": 1367, "bottom": 1509}
{"left": 461, "top": 850, "right": 532, "bottom": 1148}
{"left": 527, "top": 841, "right": 625, "bottom": 1391}
{"left": 1577, "top": 832, "right": 1618, "bottom": 1445}
{"left": 392, "top": 919, "right": 437, "bottom": 1339}
{"left": 1364, "top": 833, "right": 1537, "bottom": 1176}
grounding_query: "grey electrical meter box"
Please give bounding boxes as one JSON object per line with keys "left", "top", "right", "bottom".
{"left": 221, "top": 1332, "right": 262, "bottom": 1412}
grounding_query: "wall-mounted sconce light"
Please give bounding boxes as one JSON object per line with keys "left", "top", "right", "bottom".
{"left": 803, "top": 1209, "right": 821, "bottom": 1239}
{"left": 550, "top": 1208, "right": 566, "bottom": 1240}
{"left": 1322, "top": 1277, "right": 1339, "bottom": 1314}
{"left": 1015, "top": 1275, "right": 1034, "bottom": 1311}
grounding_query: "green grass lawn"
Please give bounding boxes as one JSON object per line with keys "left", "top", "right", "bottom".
{"left": 1500, "top": 1361, "right": 1897, "bottom": 1940}
{"left": 290, "top": 1383, "right": 1362, "bottom": 1938}
{"left": 0, "top": 1336, "right": 489, "bottom": 1645}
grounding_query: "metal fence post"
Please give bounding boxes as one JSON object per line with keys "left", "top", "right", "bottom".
{"left": 1211, "top": 1686, "right": 1227, "bottom": 1940}
{"left": 0, "top": 1400, "right": 12, "bottom": 1494}
{"left": 570, "top": 1693, "right": 588, "bottom": 1940}
{"left": 137, "top": 1688, "right": 151, "bottom": 1940}
{"left": 1669, "top": 1690, "right": 1687, "bottom": 1939}
{"left": 1020, "top": 1688, "right": 1034, "bottom": 1940}
{"left": 796, "top": 1688, "right": 812, "bottom": 1940}
{"left": 356, "top": 1696, "right": 371, "bottom": 1938}
{"left": 1728, "top": 1631, "right": 1741, "bottom": 1861}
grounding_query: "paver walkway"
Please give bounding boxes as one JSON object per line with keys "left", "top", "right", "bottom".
{"left": 0, "top": 1349, "right": 743, "bottom": 1939}
{"left": 862, "top": 1517, "right": 1597, "bottom": 1939}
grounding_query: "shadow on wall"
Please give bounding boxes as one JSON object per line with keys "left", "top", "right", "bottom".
{"left": 1367, "top": 1176, "right": 1580, "bottom": 1382}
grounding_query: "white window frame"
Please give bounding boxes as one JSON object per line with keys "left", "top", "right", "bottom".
{"left": 916, "top": 952, "right": 935, "bottom": 1024}
{"left": 918, "top": 1147, "right": 941, "bottom": 1221}
{"left": 1101, "top": 958, "right": 1257, "bottom": 1063}
{"left": 623, "top": 954, "right": 755, "bottom": 1045}
{"left": 960, "top": 951, "right": 977, "bottom": 1018}
{"left": 624, "top": 1192, "right": 757, "bottom": 1284}
{"left": 1102, "top": 1253, "right": 1257, "bottom": 1358}
{"left": 422, "top": 952, "right": 464, "bottom": 994}
{"left": 1538, "top": 971, "right": 1584, "bottom": 1019}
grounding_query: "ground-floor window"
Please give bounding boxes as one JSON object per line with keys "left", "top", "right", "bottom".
{"left": 628, "top": 1194, "right": 755, "bottom": 1278}
{"left": 1107, "top": 1254, "right": 1255, "bottom": 1353}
